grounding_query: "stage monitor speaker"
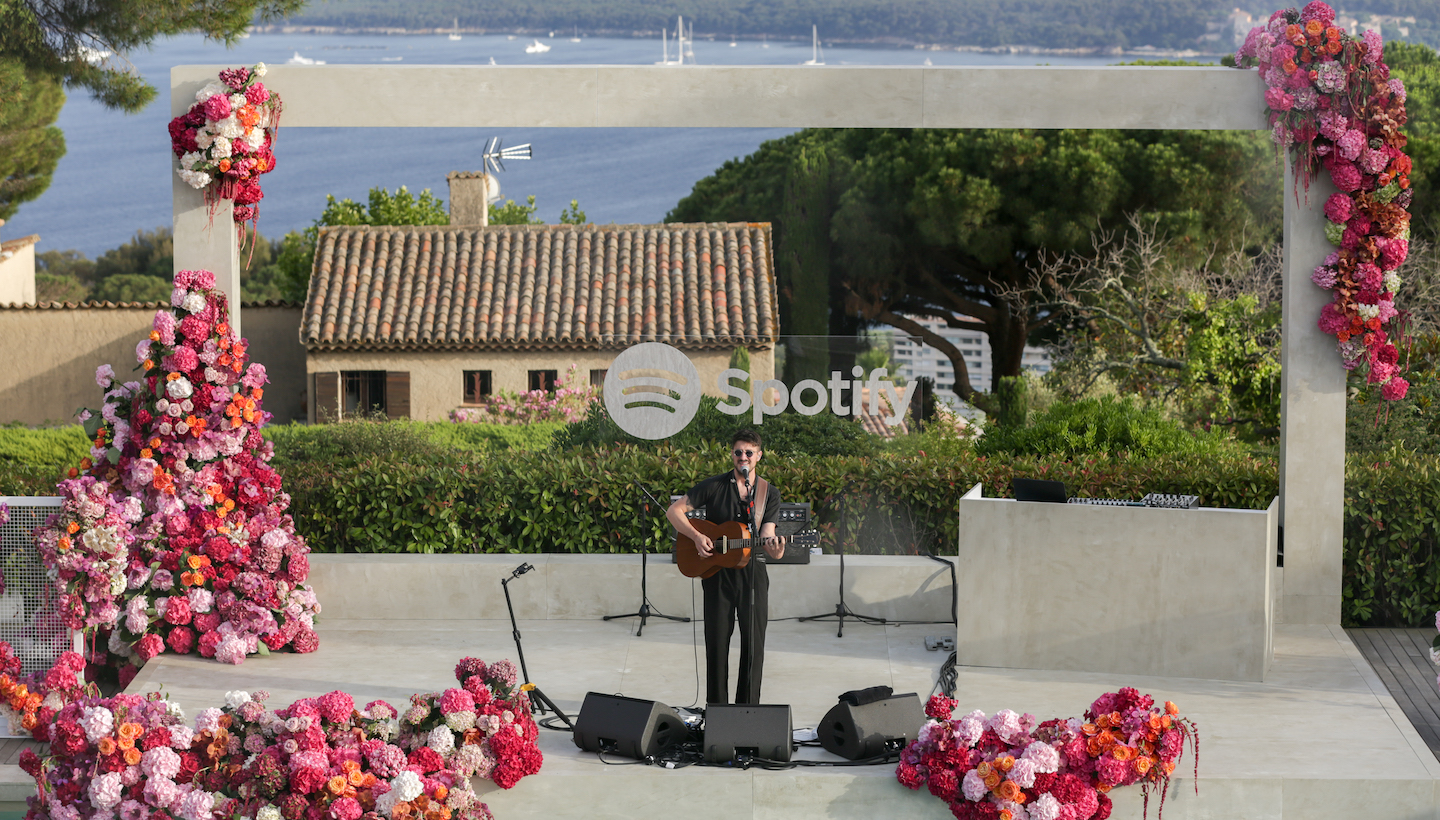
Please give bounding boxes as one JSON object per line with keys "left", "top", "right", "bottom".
{"left": 818, "top": 692, "right": 925, "bottom": 760}
{"left": 703, "top": 703, "right": 793, "bottom": 763}
{"left": 572, "top": 692, "right": 686, "bottom": 760}
{"left": 670, "top": 500, "right": 813, "bottom": 564}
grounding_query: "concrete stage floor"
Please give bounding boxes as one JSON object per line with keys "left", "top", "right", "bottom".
{"left": 97, "top": 616, "right": 1440, "bottom": 819}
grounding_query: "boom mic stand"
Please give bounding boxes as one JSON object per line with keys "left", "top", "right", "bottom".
{"left": 501, "top": 563, "right": 574, "bottom": 730}
{"left": 603, "top": 484, "right": 690, "bottom": 637}
{"left": 798, "top": 482, "right": 886, "bottom": 638}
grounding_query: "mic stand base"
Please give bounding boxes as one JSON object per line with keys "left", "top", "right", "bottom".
{"left": 605, "top": 498, "right": 691, "bottom": 637}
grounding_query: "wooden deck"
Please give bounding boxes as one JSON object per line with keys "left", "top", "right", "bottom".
{"left": 1348, "top": 628, "right": 1440, "bottom": 760}
{"left": 0, "top": 737, "right": 40, "bottom": 765}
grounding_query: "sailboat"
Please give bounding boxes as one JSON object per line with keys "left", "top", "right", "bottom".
{"left": 525, "top": 39, "right": 551, "bottom": 54}
{"left": 448, "top": 18, "right": 461, "bottom": 41}
{"left": 570, "top": 26, "right": 581, "bottom": 43}
{"left": 655, "top": 16, "right": 695, "bottom": 65}
{"left": 801, "top": 25, "right": 824, "bottom": 65}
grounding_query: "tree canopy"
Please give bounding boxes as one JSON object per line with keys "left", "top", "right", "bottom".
{"left": 0, "top": 57, "right": 64, "bottom": 221}
{"left": 669, "top": 125, "right": 1280, "bottom": 409}
{"left": 0, "top": 0, "right": 305, "bottom": 112}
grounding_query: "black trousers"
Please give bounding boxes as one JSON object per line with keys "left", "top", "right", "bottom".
{"left": 701, "top": 560, "right": 769, "bottom": 705}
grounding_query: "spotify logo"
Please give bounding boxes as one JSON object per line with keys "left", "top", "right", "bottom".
{"left": 603, "top": 343, "right": 704, "bottom": 440}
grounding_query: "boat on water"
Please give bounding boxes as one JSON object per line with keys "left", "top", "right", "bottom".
{"left": 381, "top": 56, "right": 403, "bottom": 62}
{"left": 570, "top": 26, "right": 581, "bottom": 43}
{"left": 525, "top": 39, "right": 551, "bottom": 54}
{"left": 286, "top": 51, "right": 325, "bottom": 65}
{"left": 448, "top": 18, "right": 461, "bottom": 41}
{"left": 801, "top": 25, "right": 824, "bottom": 65}
{"left": 655, "top": 15, "right": 696, "bottom": 65}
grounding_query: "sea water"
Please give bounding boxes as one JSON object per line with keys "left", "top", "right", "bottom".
{"left": 7, "top": 32, "right": 1120, "bottom": 258}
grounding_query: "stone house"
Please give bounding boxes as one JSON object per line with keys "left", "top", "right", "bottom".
{"left": 300, "top": 221, "right": 780, "bottom": 422}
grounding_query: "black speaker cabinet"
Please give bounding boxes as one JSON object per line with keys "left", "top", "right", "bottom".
{"left": 819, "top": 692, "right": 925, "bottom": 760}
{"left": 703, "top": 703, "right": 793, "bottom": 763}
{"left": 572, "top": 693, "right": 686, "bottom": 760}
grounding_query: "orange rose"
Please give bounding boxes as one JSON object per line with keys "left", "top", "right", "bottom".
{"left": 1164, "top": 701, "right": 1178, "bottom": 716}
{"left": 188, "top": 555, "right": 205, "bottom": 570}
{"left": 66, "top": 521, "right": 80, "bottom": 534}
{"left": 433, "top": 785, "right": 448, "bottom": 801}
{"left": 975, "top": 762, "right": 992, "bottom": 778}
{"left": 328, "top": 776, "right": 348, "bottom": 796}
{"left": 983, "top": 771, "right": 1001, "bottom": 790}
{"left": 1305, "top": 19, "right": 1323, "bottom": 35}
{"left": 999, "top": 811, "right": 1013, "bottom": 820}
{"left": 1163, "top": 760, "right": 1176, "bottom": 775}
{"left": 21, "top": 713, "right": 37, "bottom": 731}
{"left": 117, "top": 735, "right": 134, "bottom": 751}
{"left": 1097, "top": 782, "right": 1112, "bottom": 794}
{"left": 996, "top": 755, "right": 1015, "bottom": 772}
{"left": 348, "top": 770, "right": 367, "bottom": 787}
{"left": 997, "top": 781, "right": 1022, "bottom": 801}
{"left": 124, "top": 747, "right": 143, "bottom": 766}
{"left": 1081, "top": 723, "right": 1098, "bottom": 737}
{"left": 1161, "top": 715, "right": 1172, "bottom": 730}
{"left": 97, "top": 737, "right": 118, "bottom": 756}
{"left": 1135, "top": 756, "right": 1152, "bottom": 775}
{"left": 58, "top": 536, "right": 71, "bottom": 551}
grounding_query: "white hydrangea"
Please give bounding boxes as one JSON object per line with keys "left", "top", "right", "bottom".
{"left": 179, "top": 170, "right": 212, "bottom": 190}
{"left": 195, "top": 128, "right": 215, "bottom": 149}
{"left": 426, "top": 725, "right": 455, "bottom": 754}
{"left": 229, "top": 93, "right": 247, "bottom": 109}
{"left": 254, "top": 63, "right": 267, "bottom": 77}
{"left": 391, "top": 771, "right": 424, "bottom": 803}
{"left": 215, "top": 116, "right": 244, "bottom": 139}
{"left": 256, "top": 806, "right": 281, "bottom": 820}
{"left": 180, "top": 152, "right": 203, "bottom": 171}
{"left": 225, "top": 691, "right": 252, "bottom": 710}
{"left": 182, "top": 291, "right": 207, "bottom": 314}
{"left": 1356, "top": 303, "right": 1381, "bottom": 321}
{"left": 196, "top": 81, "right": 228, "bottom": 102}
{"left": 167, "top": 377, "right": 194, "bottom": 400}
{"left": 211, "top": 136, "right": 233, "bottom": 159}
{"left": 241, "top": 128, "right": 265, "bottom": 152}
{"left": 1384, "top": 271, "right": 1402, "bottom": 293}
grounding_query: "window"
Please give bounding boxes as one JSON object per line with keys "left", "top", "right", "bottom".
{"left": 528, "top": 369, "right": 558, "bottom": 392}
{"left": 590, "top": 369, "right": 608, "bottom": 386}
{"left": 342, "top": 371, "right": 387, "bottom": 416}
{"left": 463, "top": 370, "right": 492, "bottom": 404}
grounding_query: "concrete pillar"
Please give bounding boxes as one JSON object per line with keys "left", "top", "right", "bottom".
{"left": 172, "top": 174, "right": 241, "bottom": 337}
{"left": 447, "top": 172, "right": 492, "bottom": 226}
{"left": 1278, "top": 160, "right": 1346, "bottom": 625}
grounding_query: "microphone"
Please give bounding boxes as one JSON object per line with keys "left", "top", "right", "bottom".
{"left": 512, "top": 562, "right": 534, "bottom": 578}
{"left": 739, "top": 465, "right": 750, "bottom": 479}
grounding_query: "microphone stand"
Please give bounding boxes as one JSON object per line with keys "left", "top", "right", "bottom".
{"left": 502, "top": 563, "right": 574, "bottom": 729}
{"left": 798, "top": 480, "right": 886, "bottom": 638}
{"left": 603, "top": 484, "right": 690, "bottom": 637}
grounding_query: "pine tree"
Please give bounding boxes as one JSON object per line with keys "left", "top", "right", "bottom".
{"left": 0, "top": 57, "right": 64, "bottom": 221}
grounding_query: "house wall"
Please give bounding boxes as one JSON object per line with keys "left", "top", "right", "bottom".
{"left": 307, "top": 346, "right": 776, "bottom": 423}
{"left": 0, "top": 304, "right": 305, "bottom": 426}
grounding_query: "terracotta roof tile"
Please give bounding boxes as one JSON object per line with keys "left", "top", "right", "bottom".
{"left": 301, "top": 223, "right": 778, "bottom": 351}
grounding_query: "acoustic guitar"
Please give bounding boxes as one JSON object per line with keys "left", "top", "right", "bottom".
{"left": 674, "top": 520, "right": 821, "bottom": 579}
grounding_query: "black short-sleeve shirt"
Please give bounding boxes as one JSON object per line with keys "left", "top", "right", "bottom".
{"left": 686, "top": 472, "right": 782, "bottom": 529}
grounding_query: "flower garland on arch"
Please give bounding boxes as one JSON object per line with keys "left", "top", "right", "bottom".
{"left": 1234, "top": 1, "right": 1413, "bottom": 401}
{"left": 168, "top": 63, "right": 281, "bottom": 240}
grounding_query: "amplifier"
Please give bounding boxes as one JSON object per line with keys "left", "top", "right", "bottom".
{"left": 669, "top": 499, "right": 813, "bottom": 565}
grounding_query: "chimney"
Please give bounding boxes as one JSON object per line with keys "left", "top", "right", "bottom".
{"left": 447, "top": 171, "right": 493, "bottom": 226}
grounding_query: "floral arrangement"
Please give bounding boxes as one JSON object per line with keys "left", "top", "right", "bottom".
{"left": 168, "top": 63, "right": 281, "bottom": 234}
{"left": 18, "top": 657, "right": 537, "bottom": 820}
{"left": 397, "top": 657, "right": 544, "bottom": 790}
{"left": 450, "top": 365, "right": 599, "bottom": 425}
{"left": 898, "top": 689, "right": 1198, "bottom": 820}
{"left": 46, "top": 269, "right": 319, "bottom": 677}
{"left": 0, "top": 648, "right": 93, "bottom": 740}
{"left": 1234, "top": 1, "right": 1412, "bottom": 400}
{"left": 33, "top": 477, "right": 142, "bottom": 631}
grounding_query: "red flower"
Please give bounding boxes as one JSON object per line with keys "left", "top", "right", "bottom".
{"left": 135, "top": 633, "right": 165, "bottom": 661}
{"left": 166, "top": 626, "right": 195, "bottom": 655}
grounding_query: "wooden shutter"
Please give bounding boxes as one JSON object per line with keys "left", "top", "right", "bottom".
{"left": 386, "top": 371, "right": 411, "bottom": 419}
{"left": 313, "top": 372, "right": 338, "bottom": 423}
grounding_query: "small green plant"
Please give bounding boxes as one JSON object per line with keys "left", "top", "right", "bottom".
{"left": 977, "top": 396, "right": 1226, "bottom": 458}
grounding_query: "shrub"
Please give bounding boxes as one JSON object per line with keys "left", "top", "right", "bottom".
{"left": 449, "top": 364, "right": 598, "bottom": 425}
{"left": 976, "top": 396, "right": 1228, "bottom": 458}
{"left": 0, "top": 425, "right": 91, "bottom": 471}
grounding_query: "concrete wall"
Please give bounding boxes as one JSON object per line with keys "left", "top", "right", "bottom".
{"left": 955, "top": 486, "right": 1278, "bottom": 682}
{"left": 0, "top": 304, "right": 305, "bottom": 426}
{"left": 307, "top": 346, "right": 775, "bottom": 423}
{"left": 307, "top": 552, "right": 956, "bottom": 624}
{"left": 0, "top": 238, "right": 37, "bottom": 306}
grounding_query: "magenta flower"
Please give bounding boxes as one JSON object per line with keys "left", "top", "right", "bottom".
{"left": 202, "top": 93, "right": 231, "bottom": 121}
{"left": 1323, "top": 193, "right": 1352, "bottom": 223}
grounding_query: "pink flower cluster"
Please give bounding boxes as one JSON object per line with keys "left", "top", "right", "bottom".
{"left": 897, "top": 689, "right": 1198, "bottom": 820}
{"left": 449, "top": 365, "right": 599, "bottom": 425}
{"left": 17, "top": 659, "right": 536, "bottom": 820}
{"left": 1235, "top": 1, "right": 1413, "bottom": 400}
{"left": 397, "top": 657, "right": 542, "bottom": 791}
{"left": 33, "top": 477, "right": 142, "bottom": 631}
{"left": 168, "top": 63, "right": 281, "bottom": 232}
{"left": 57, "top": 270, "right": 319, "bottom": 676}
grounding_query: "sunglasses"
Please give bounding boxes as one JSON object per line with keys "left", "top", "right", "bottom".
{"left": 732, "top": 449, "right": 757, "bottom": 457}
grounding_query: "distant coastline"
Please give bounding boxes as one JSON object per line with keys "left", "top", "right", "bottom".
{"left": 249, "top": 25, "right": 1232, "bottom": 60}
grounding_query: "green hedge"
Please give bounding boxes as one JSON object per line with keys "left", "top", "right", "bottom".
{"left": 0, "top": 425, "right": 90, "bottom": 471}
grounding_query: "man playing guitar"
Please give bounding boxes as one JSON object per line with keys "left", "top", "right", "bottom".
{"left": 666, "top": 429, "right": 786, "bottom": 705}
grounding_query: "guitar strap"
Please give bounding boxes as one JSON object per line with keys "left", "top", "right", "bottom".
{"left": 752, "top": 478, "right": 769, "bottom": 536}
